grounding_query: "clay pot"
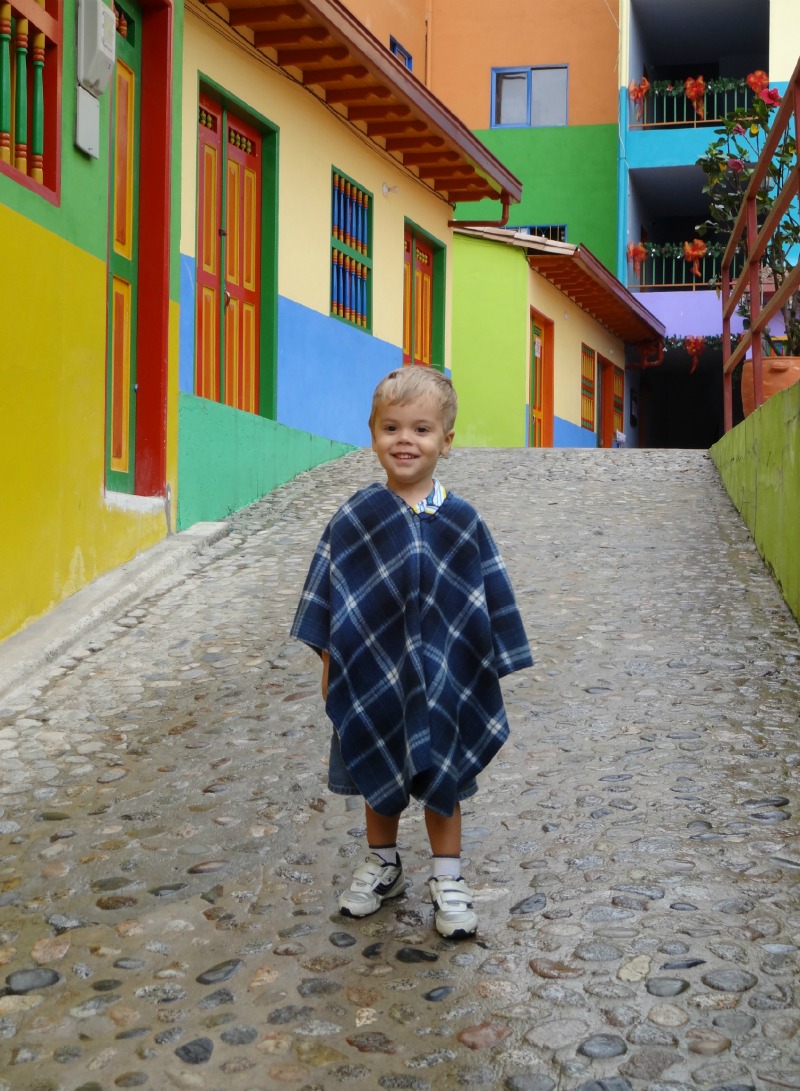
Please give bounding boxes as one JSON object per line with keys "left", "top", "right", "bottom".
{"left": 741, "top": 355, "right": 800, "bottom": 417}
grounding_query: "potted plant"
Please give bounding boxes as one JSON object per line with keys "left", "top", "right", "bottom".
{"left": 696, "top": 71, "right": 800, "bottom": 414}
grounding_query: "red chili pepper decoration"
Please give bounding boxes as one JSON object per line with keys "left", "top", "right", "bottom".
{"left": 684, "top": 335, "right": 706, "bottom": 375}
{"left": 627, "top": 241, "right": 648, "bottom": 280}
{"left": 684, "top": 76, "right": 706, "bottom": 119}
{"left": 683, "top": 238, "right": 707, "bottom": 278}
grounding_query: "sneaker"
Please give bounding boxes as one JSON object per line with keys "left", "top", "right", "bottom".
{"left": 428, "top": 876, "right": 478, "bottom": 939}
{"left": 338, "top": 854, "right": 405, "bottom": 918}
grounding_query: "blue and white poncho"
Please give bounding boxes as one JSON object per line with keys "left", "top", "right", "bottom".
{"left": 291, "top": 483, "right": 533, "bottom": 817}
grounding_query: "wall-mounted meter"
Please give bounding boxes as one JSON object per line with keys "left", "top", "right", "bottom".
{"left": 77, "top": 0, "right": 116, "bottom": 98}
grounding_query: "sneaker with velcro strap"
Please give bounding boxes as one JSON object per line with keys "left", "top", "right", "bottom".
{"left": 428, "top": 876, "right": 478, "bottom": 938}
{"left": 338, "top": 853, "right": 405, "bottom": 917}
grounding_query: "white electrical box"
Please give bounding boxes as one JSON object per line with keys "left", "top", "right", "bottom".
{"left": 77, "top": 0, "right": 116, "bottom": 98}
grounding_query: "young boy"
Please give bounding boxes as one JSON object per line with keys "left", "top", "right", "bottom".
{"left": 291, "top": 366, "right": 532, "bottom": 938}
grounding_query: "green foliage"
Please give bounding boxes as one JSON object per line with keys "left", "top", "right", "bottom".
{"left": 696, "top": 91, "right": 800, "bottom": 354}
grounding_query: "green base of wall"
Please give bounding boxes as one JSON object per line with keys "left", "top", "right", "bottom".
{"left": 177, "top": 394, "right": 355, "bottom": 530}
{"left": 710, "top": 382, "right": 800, "bottom": 623}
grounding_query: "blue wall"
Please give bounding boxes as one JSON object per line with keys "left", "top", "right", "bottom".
{"left": 277, "top": 296, "right": 400, "bottom": 447}
{"left": 554, "top": 417, "right": 597, "bottom": 448}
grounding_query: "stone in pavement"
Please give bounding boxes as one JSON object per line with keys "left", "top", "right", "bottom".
{"left": 0, "top": 448, "right": 798, "bottom": 1091}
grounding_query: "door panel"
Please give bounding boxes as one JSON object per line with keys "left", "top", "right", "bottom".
{"left": 106, "top": 8, "right": 141, "bottom": 492}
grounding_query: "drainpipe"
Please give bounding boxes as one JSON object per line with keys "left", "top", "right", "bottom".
{"left": 448, "top": 191, "right": 512, "bottom": 229}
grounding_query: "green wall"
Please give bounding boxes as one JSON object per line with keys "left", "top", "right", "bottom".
{"left": 454, "top": 125, "right": 618, "bottom": 271}
{"left": 451, "top": 235, "right": 528, "bottom": 447}
{"left": 710, "top": 383, "right": 800, "bottom": 623}
{"left": 177, "top": 393, "right": 356, "bottom": 529}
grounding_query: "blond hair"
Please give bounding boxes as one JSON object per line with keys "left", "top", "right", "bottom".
{"left": 369, "top": 366, "right": 458, "bottom": 434}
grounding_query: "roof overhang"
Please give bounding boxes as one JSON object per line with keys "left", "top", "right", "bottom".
{"left": 196, "top": 0, "right": 522, "bottom": 206}
{"left": 456, "top": 226, "right": 666, "bottom": 345}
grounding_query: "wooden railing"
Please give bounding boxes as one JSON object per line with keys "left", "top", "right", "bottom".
{"left": 721, "top": 57, "right": 800, "bottom": 430}
{"left": 0, "top": 0, "right": 60, "bottom": 190}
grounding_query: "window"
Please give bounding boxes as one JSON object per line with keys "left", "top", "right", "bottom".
{"left": 507, "top": 224, "right": 568, "bottom": 243}
{"left": 0, "top": 0, "right": 62, "bottom": 198}
{"left": 581, "top": 344, "right": 596, "bottom": 431}
{"left": 331, "top": 170, "right": 372, "bottom": 329}
{"left": 389, "top": 36, "right": 412, "bottom": 71}
{"left": 492, "top": 66, "right": 568, "bottom": 128}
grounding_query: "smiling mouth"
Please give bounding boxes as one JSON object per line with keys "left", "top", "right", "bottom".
{"left": 393, "top": 452, "right": 417, "bottom": 460}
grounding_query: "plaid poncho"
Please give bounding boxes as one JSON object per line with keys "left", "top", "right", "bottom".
{"left": 291, "top": 483, "right": 532, "bottom": 817}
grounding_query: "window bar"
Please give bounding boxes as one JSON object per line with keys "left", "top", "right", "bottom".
{"left": 344, "top": 180, "right": 352, "bottom": 248}
{"left": 343, "top": 255, "right": 352, "bottom": 322}
{"left": 332, "top": 250, "right": 342, "bottom": 316}
{"left": 354, "top": 188, "right": 362, "bottom": 253}
{"left": 30, "top": 1, "right": 45, "bottom": 183}
{"left": 332, "top": 172, "right": 341, "bottom": 242}
{"left": 0, "top": 3, "right": 10, "bottom": 164}
{"left": 14, "top": 14, "right": 28, "bottom": 174}
{"left": 356, "top": 262, "right": 365, "bottom": 326}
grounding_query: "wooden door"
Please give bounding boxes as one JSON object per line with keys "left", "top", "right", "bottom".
{"left": 599, "top": 356, "right": 624, "bottom": 446}
{"left": 197, "top": 96, "right": 261, "bottom": 411}
{"left": 106, "top": 1, "right": 141, "bottom": 492}
{"left": 403, "top": 228, "right": 433, "bottom": 366}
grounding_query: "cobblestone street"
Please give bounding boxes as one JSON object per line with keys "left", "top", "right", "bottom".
{"left": 1, "top": 448, "right": 799, "bottom": 1091}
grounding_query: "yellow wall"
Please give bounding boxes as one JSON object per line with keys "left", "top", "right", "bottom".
{"left": 182, "top": 5, "right": 453, "bottom": 358}
{"left": 0, "top": 205, "right": 174, "bottom": 643}
{"left": 527, "top": 268, "right": 626, "bottom": 429}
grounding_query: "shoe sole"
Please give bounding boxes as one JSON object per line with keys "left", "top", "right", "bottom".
{"left": 338, "top": 879, "right": 406, "bottom": 918}
{"left": 435, "top": 922, "right": 477, "bottom": 939}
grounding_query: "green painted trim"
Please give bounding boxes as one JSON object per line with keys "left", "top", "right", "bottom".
{"left": 710, "top": 383, "right": 800, "bottom": 623}
{"left": 197, "top": 74, "right": 280, "bottom": 419}
{"left": 177, "top": 392, "right": 356, "bottom": 529}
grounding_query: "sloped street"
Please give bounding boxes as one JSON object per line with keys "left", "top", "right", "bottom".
{"left": 0, "top": 448, "right": 798, "bottom": 1091}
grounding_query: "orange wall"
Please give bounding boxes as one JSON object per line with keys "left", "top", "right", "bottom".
{"left": 428, "top": 0, "right": 620, "bottom": 128}
{"left": 342, "top": 0, "right": 429, "bottom": 77}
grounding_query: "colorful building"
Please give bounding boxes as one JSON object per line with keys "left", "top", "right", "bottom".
{"left": 0, "top": 0, "right": 523, "bottom": 643}
{"left": 1, "top": 0, "right": 181, "bottom": 643}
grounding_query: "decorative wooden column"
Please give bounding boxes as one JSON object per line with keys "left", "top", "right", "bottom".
{"left": 13, "top": 14, "right": 27, "bottom": 173}
{"left": 30, "top": 0, "right": 45, "bottom": 183}
{"left": 0, "top": 3, "right": 11, "bottom": 165}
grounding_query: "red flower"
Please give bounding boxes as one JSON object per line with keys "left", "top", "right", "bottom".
{"left": 746, "top": 70, "right": 769, "bottom": 93}
{"left": 727, "top": 158, "right": 745, "bottom": 173}
{"left": 732, "top": 123, "right": 746, "bottom": 135}
{"left": 758, "top": 88, "right": 782, "bottom": 106}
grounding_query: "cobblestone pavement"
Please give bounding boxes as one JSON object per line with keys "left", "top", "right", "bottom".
{"left": 1, "top": 448, "right": 799, "bottom": 1091}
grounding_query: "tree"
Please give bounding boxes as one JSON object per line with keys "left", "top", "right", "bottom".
{"left": 696, "top": 73, "right": 800, "bottom": 356}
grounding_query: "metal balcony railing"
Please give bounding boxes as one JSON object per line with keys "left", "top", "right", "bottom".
{"left": 626, "top": 244, "right": 746, "bottom": 291}
{"left": 628, "top": 79, "right": 755, "bottom": 130}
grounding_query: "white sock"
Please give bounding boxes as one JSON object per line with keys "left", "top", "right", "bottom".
{"left": 370, "top": 845, "right": 399, "bottom": 866}
{"left": 432, "top": 855, "right": 461, "bottom": 879}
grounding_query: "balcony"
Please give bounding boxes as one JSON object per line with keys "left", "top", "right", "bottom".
{"left": 628, "top": 79, "right": 756, "bottom": 131}
{"left": 625, "top": 241, "right": 746, "bottom": 292}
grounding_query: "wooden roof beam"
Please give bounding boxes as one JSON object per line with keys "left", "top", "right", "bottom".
{"left": 277, "top": 45, "right": 348, "bottom": 64}
{"left": 365, "top": 119, "right": 428, "bottom": 137}
{"left": 253, "top": 26, "right": 328, "bottom": 46}
{"left": 346, "top": 104, "right": 410, "bottom": 121}
{"left": 416, "top": 164, "right": 474, "bottom": 178}
{"left": 230, "top": 4, "right": 306, "bottom": 26}
{"left": 325, "top": 84, "right": 392, "bottom": 104}
{"left": 401, "top": 150, "right": 461, "bottom": 166}
{"left": 303, "top": 65, "right": 368, "bottom": 84}
{"left": 385, "top": 135, "right": 444, "bottom": 152}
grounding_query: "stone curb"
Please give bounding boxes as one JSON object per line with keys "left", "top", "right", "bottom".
{"left": 0, "top": 521, "right": 231, "bottom": 704}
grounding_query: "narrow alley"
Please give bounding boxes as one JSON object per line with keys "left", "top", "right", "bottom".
{"left": 0, "top": 449, "right": 798, "bottom": 1091}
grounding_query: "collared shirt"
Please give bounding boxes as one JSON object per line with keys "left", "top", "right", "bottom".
{"left": 408, "top": 478, "right": 447, "bottom": 517}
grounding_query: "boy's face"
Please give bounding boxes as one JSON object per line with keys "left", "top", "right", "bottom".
{"left": 371, "top": 396, "right": 454, "bottom": 502}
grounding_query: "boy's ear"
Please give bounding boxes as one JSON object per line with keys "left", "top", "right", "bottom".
{"left": 441, "top": 429, "right": 455, "bottom": 455}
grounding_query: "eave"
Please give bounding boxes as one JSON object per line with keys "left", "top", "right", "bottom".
{"left": 197, "top": 0, "right": 522, "bottom": 206}
{"left": 456, "top": 227, "right": 665, "bottom": 345}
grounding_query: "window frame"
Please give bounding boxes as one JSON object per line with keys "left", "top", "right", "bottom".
{"left": 389, "top": 36, "right": 412, "bottom": 71}
{"left": 0, "top": 0, "right": 63, "bottom": 203}
{"left": 490, "top": 64, "right": 568, "bottom": 129}
{"left": 330, "top": 166, "right": 373, "bottom": 332}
